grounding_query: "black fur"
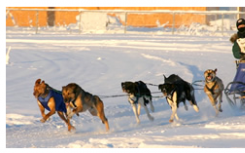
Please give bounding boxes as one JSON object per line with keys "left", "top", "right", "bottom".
{"left": 159, "top": 74, "right": 197, "bottom": 108}
{"left": 121, "top": 81, "right": 152, "bottom": 105}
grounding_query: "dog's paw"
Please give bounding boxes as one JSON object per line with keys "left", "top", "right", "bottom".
{"left": 169, "top": 119, "right": 174, "bottom": 123}
{"left": 40, "top": 118, "right": 46, "bottom": 123}
{"left": 68, "top": 125, "right": 76, "bottom": 132}
{"left": 149, "top": 116, "right": 154, "bottom": 121}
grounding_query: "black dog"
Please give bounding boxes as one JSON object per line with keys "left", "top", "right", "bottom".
{"left": 159, "top": 74, "right": 199, "bottom": 123}
{"left": 121, "top": 81, "right": 154, "bottom": 124}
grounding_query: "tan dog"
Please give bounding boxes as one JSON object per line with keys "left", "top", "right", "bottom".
{"left": 33, "top": 79, "right": 74, "bottom": 131}
{"left": 62, "top": 83, "right": 109, "bottom": 131}
{"left": 204, "top": 69, "right": 224, "bottom": 116}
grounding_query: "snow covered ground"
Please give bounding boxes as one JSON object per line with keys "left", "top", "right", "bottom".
{"left": 5, "top": 29, "right": 245, "bottom": 148}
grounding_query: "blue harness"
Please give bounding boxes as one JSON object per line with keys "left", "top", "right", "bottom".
{"left": 38, "top": 89, "right": 67, "bottom": 113}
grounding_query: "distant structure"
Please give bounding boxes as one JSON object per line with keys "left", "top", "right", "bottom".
{"left": 6, "top": 7, "right": 245, "bottom": 28}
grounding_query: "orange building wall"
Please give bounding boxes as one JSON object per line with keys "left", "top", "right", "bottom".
{"left": 6, "top": 7, "right": 48, "bottom": 27}
{"left": 6, "top": 7, "right": 207, "bottom": 28}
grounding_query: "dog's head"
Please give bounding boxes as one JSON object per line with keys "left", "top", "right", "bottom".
{"left": 204, "top": 69, "right": 217, "bottom": 82}
{"left": 33, "top": 79, "right": 47, "bottom": 98}
{"left": 158, "top": 83, "right": 175, "bottom": 97}
{"left": 62, "top": 83, "right": 79, "bottom": 104}
{"left": 121, "top": 81, "right": 137, "bottom": 95}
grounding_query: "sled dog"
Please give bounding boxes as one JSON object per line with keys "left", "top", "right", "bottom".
{"left": 121, "top": 81, "right": 154, "bottom": 124}
{"left": 62, "top": 83, "right": 109, "bottom": 131}
{"left": 33, "top": 79, "right": 74, "bottom": 131}
{"left": 159, "top": 74, "right": 199, "bottom": 123}
{"left": 204, "top": 69, "right": 224, "bottom": 116}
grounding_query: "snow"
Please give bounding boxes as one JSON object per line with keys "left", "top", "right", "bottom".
{"left": 5, "top": 28, "right": 245, "bottom": 149}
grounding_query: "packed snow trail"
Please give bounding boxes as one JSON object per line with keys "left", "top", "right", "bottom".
{"left": 6, "top": 32, "right": 245, "bottom": 148}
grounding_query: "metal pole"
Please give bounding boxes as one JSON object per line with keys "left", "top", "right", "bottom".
{"left": 172, "top": 13, "right": 175, "bottom": 35}
{"left": 124, "top": 12, "right": 127, "bottom": 34}
{"left": 35, "top": 11, "right": 39, "bottom": 34}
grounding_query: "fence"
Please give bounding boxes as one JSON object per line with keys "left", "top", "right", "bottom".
{"left": 6, "top": 8, "right": 245, "bottom": 35}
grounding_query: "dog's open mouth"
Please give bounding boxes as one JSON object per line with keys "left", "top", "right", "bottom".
{"left": 206, "top": 76, "right": 213, "bottom": 81}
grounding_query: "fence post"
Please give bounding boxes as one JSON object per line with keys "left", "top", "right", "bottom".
{"left": 172, "top": 13, "right": 175, "bottom": 35}
{"left": 78, "top": 11, "right": 82, "bottom": 34}
{"left": 124, "top": 12, "right": 127, "bottom": 34}
{"left": 35, "top": 11, "right": 39, "bottom": 34}
{"left": 221, "top": 13, "right": 224, "bottom": 36}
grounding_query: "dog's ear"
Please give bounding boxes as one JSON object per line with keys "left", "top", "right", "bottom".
{"left": 40, "top": 81, "right": 47, "bottom": 88}
{"left": 35, "top": 79, "right": 41, "bottom": 85}
{"left": 163, "top": 74, "right": 167, "bottom": 81}
{"left": 62, "top": 86, "right": 66, "bottom": 91}
{"left": 214, "top": 68, "right": 217, "bottom": 73}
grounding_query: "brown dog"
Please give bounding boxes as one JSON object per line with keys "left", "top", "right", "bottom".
{"left": 62, "top": 83, "right": 109, "bottom": 131}
{"left": 204, "top": 69, "right": 224, "bottom": 116}
{"left": 33, "top": 79, "right": 74, "bottom": 131}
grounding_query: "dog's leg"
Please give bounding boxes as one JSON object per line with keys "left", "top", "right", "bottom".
{"left": 131, "top": 103, "right": 140, "bottom": 124}
{"left": 137, "top": 103, "right": 141, "bottom": 116}
{"left": 38, "top": 98, "right": 56, "bottom": 123}
{"left": 66, "top": 105, "right": 72, "bottom": 118}
{"left": 189, "top": 99, "right": 199, "bottom": 112}
{"left": 218, "top": 91, "right": 223, "bottom": 112}
{"left": 68, "top": 106, "right": 82, "bottom": 119}
{"left": 57, "top": 111, "right": 75, "bottom": 131}
{"left": 184, "top": 101, "right": 188, "bottom": 111}
{"left": 192, "top": 104, "right": 199, "bottom": 112}
{"left": 139, "top": 97, "right": 154, "bottom": 121}
{"left": 148, "top": 97, "right": 155, "bottom": 112}
{"left": 37, "top": 101, "right": 46, "bottom": 121}
{"left": 143, "top": 105, "right": 154, "bottom": 121}
{"left": 94, "top": 97, "right": 110, "bottom": 131}
{"left": 169, "top": 92, "right": 178, "bottom": 123}
{"left": 174, "top": 113, "right": 179, "bottom": 121}
{"left": 213, "top": 105, "right": 219, "bottom": 117}
{"left": 206, "top": 92, "right": 217, "bottom": 106}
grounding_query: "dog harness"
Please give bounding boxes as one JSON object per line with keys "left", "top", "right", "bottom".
{"left": 38, "top": 89, "right": 67, "bottom": 113}
{"left": 205, "top": 80, "right": 217, "bottom": 95}
{"left": 128, "top": 95, "right": 139, "bottom": 104}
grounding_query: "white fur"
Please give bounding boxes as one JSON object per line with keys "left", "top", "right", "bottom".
{"left": 167, "top": 91, "right": 199, "bottom": 122}
{"left": 167, "top": 91, "right": 179, "bottom": 121}
{"left": 128, "top": 93, "right": 154, "bottom": 124}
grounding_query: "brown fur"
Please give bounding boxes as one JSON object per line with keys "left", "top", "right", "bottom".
{"left": 204, "top": 69, "right": 224, "bottom": 116}
{"left": 62, "top": 83, "right": 109, "bottom": 131}
{"left": 230, "top": 33, "right": 238, "bottom": 44}
{"left": 33, "top": 79, "right": 74, "bottom": 131}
